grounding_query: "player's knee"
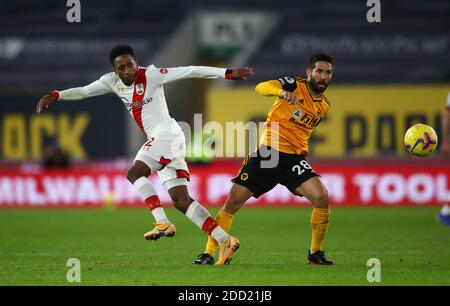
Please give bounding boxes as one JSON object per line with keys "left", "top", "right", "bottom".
{"left": 126, "top": 162, "right": 151, "bottom": 183}
{"left": 126, "top": 168, "right": 139, "bottom": 183}
{"left": 314, "top": 190, "right": 329, "bottom": 208}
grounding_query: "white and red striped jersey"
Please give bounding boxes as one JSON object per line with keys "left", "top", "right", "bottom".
{"left": 57, "top": 65, "right": 228, "bottom": 137}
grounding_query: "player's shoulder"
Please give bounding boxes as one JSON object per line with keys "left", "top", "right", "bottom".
{"left": 145, "top": 64, "right": 170, "bottom": 79}
{"left": 294, "top": 75, "right": 306, "bottom": 83}
{"left": 99, "top": 72, "right": 118, "bottom": 86}
{"left": 146, "top": 64, "right": 171, "bottom": 73}
{"left": 321, "top": 94, "right": 331, "bottom": 107}
{"left": 146, "top": 64, "right": 156, "bottom": 71}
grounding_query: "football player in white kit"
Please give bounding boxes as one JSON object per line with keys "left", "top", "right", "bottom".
{"left": 36, "top": 45, "right": 254, "bottom": 265}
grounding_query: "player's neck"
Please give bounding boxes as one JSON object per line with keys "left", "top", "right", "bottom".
{"left": 121, "top": 78, "right": 135, "bottom": 86}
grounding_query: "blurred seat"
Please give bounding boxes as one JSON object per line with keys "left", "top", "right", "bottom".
{"left": 0, "top": 0, "right": 185, "bottom": 89}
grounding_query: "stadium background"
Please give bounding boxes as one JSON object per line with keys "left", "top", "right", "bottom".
{"left": 0, "top": 0, "right": 449, "bottom": 286}
{"left": 1, "top": 0, "right": 448, "bottom": 207}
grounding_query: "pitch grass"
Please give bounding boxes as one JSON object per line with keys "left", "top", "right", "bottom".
{"left": 0, "top": 207, "right": 449, "bottom": 286}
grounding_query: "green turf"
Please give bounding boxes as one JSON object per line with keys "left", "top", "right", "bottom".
{"left": 0, "top": 207, "right": 449, "bottom": 285}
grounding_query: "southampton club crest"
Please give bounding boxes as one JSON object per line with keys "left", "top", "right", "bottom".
{"left": 135, "top": 83, "right": 145, "bottom": 95}
{"left": 293, "top": 108, "right": 302, "bottom": 119}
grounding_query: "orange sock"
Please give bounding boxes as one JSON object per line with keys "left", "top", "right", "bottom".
{"left": 310, "top": 207, "right": 330, "bottom": 253}
{"left": 204, "top": 209, "right": 234, "bottom": 256}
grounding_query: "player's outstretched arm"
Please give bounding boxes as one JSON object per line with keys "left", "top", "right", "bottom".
{"left": 154, "top": 66, "right": 253, "bottom": 84}
{"left": 36, "top": 77, "right": 111, "bottom": 113}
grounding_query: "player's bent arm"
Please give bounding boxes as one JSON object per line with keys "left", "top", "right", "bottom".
{"left": 256, "top": 80, "right": 300, "bottom": 104}
{"left": 255, "top": 80, "right": 283, "bottom": 97}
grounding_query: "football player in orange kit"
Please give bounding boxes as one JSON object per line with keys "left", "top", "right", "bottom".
{"left": 194, "top": 53, "right": 335, "bottom": 265}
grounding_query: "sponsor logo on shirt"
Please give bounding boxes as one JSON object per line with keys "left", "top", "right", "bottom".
{"left": 122, "top": 97, "right": 153, "bottom": 111}
{"left": 159, "top": 68, "right": 168, "bottom": 74}
{"left": 289, "top": 111, "right": 322, "bottom": 129}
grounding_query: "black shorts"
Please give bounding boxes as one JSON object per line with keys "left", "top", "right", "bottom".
{"left": 232, "top": 145, "right": 319, "bottom": 198}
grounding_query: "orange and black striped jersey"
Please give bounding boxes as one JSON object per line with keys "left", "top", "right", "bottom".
{"left": 255, "top": 76, "right": 330, "bottom": 155}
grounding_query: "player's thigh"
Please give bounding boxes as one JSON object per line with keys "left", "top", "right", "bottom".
{"left": 135, "top": 124, "right": 186, "bottom": 171}
{"left": 279, "top": 155, "right": 320, "bottom": 195}
{"left": 222, "top": 183, "right": 253, "bottom": 215}
{"left": 133, "top": 139, "right": 166, "bottom": 174}
{"left": 232, "top": 151, "right": 278, "bottom": 199}
{"left": 160, "top": 160, "right": 191, "bottom": 213}
{"left": 158, "top": 157, "right": 190, "bottom": 190}
{"left": 294, "top": 176, "right": 329, "bottom": 208}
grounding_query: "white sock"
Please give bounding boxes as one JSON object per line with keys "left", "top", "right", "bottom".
{"left": 210, "top": 226, "right": 229, "bottom": 245}
{"left": 150, "top": 207, "right": 169, "bottom": 225}
{"left": 133, "top": 177, "right": 169, "bottom": 224}
{"left": 186, "top": 201, "right": 229, "bottom": 244}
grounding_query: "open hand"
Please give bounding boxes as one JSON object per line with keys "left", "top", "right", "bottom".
{"left": 231, "top": 67, "right": 254, "bottom": 80}
{"left": 36, "top": 94, "right": 58, "bottom": 113}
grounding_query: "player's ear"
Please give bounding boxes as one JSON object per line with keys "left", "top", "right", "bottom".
{"left": 306, "top": 67, "right": 311, "bottom": 78}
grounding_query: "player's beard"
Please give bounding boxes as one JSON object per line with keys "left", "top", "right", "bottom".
{"left": 308, "top": 78, "right": 329, "bottom": 94}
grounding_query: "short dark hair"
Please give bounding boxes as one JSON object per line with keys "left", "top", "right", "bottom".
{"left": 308, "top": 52, "right": 333, "bottom": 69}
{"left": 109, "top": 45, "right": 135, "bottom": 64}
